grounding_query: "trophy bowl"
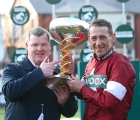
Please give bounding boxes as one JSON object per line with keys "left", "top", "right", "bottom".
{"left": 46, "top": 17, "right": 89, "bottom": 89}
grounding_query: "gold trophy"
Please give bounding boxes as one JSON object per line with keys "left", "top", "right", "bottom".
{"left": 46, "top": 17, "right": 89, "bottom": 89}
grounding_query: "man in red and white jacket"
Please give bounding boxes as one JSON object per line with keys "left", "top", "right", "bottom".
{"left": 67, "top": 19, "right": 136, "bottom": 120}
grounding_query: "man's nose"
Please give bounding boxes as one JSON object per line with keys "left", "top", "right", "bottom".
{"left": 37, "top": 45, "right": 43, "bottom": 50}
{"left": 95, "top": 39, "right": 101, "bottom": 45}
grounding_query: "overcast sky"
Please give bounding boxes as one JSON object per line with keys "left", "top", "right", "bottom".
{"left": 0, "top": 0, "right": 14, "bottom": 14}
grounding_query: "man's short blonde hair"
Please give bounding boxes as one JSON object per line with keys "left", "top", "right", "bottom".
{"left": 26, "top": 27, "right": 50, "bottom": 43}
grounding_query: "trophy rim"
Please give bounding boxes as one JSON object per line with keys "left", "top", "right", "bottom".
{"left": 49, "top": 17, "right": 89, "bottom": 28}
{"left": 46, "top": 75, "right": 71, "bottom": 89}
{"left": 47, "top": 74, "right": 71, "bottom": 80}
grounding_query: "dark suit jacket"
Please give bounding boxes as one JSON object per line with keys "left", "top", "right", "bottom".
{"left": 2, "top": 56, "right": 78, "bottom": 120}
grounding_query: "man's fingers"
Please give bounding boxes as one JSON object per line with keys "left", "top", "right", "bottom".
{"left": 71, "top": 74, "right": 77, "bottom": 79}
{"left": 43, "top": 56, "right": 49, "bottom": 63}
{"left": 50, "top": 59, "right": 61, "bottom": 66}
{"left": 68, "top": 55, "right": 73, "bottom": 61}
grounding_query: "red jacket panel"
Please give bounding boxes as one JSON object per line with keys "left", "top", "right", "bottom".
{"left": 80, "top": 51, "right": 135, "bottom": 120}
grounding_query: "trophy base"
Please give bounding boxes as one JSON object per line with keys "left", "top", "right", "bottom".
{"left": 45, "top": 74, "right": 71, "bottom": 89}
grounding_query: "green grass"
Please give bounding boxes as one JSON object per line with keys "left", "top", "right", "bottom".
{"left": 0, "top": 106, "right": 5, "bottom": 120}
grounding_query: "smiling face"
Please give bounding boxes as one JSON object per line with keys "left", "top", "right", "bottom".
{"left": 88, "top": 24, "right": 116, "bottom": 57}
{"left": 26, "top": 34, "right": 51, "bottom": 66}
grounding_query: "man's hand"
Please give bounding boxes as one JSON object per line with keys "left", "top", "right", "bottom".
{"left": 40, "top": 56, "right": 61, "bottom": 77}
{"left": 67, "top": 74, "right": 85, "bottom": 93}
{"left": 53, "top": 83, "right": 70, "bottom": 106}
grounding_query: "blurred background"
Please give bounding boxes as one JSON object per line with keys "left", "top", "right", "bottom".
{"left": 0, "top": 0, "right": 140, "bottom": 120}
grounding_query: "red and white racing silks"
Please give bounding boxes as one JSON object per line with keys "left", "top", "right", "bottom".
{"left": 79, "top": 50, "right": 136, "bottom": 120}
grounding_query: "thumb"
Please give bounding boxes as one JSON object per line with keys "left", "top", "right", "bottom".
{"left": 43, "top": 56, "right": 49, "bottom": 63}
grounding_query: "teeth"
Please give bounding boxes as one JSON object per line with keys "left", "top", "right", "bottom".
{"left": 37, "top": 53, "right": 43, "bottom": 55}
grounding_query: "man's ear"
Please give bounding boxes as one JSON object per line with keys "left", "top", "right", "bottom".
{"left": 25, "top": 42, "right": 28, "bottom": 50}
{"left": 111, "top": 33, "right": 116, "bottom": 42}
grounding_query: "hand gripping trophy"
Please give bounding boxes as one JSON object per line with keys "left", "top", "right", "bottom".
{"left": 46, "top": 17, "right": 89, "bottom": 89}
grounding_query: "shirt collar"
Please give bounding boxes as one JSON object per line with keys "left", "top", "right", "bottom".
{"left": 94, "top": 48, "right": 114, "bottom": 61}
{"left": 28, "top": 57, "right": 38, "bottom": 67}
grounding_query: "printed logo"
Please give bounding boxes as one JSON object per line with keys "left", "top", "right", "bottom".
{"left": 78, "top": 5, "right": 98, "bottom": 24}
{"left": 10, "top": 6, "right": 30, "bottom": 26}
{"left": 85, "top": 75, "right": 107, "bottom": 88}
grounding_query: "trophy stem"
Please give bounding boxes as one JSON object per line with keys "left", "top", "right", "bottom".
{"left": 60, "top": 37, "right": 79, "bottom": 75}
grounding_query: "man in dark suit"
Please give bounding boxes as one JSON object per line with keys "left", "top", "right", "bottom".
{"left": 2, "top": 27, "right": 78, "bottom": 120}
